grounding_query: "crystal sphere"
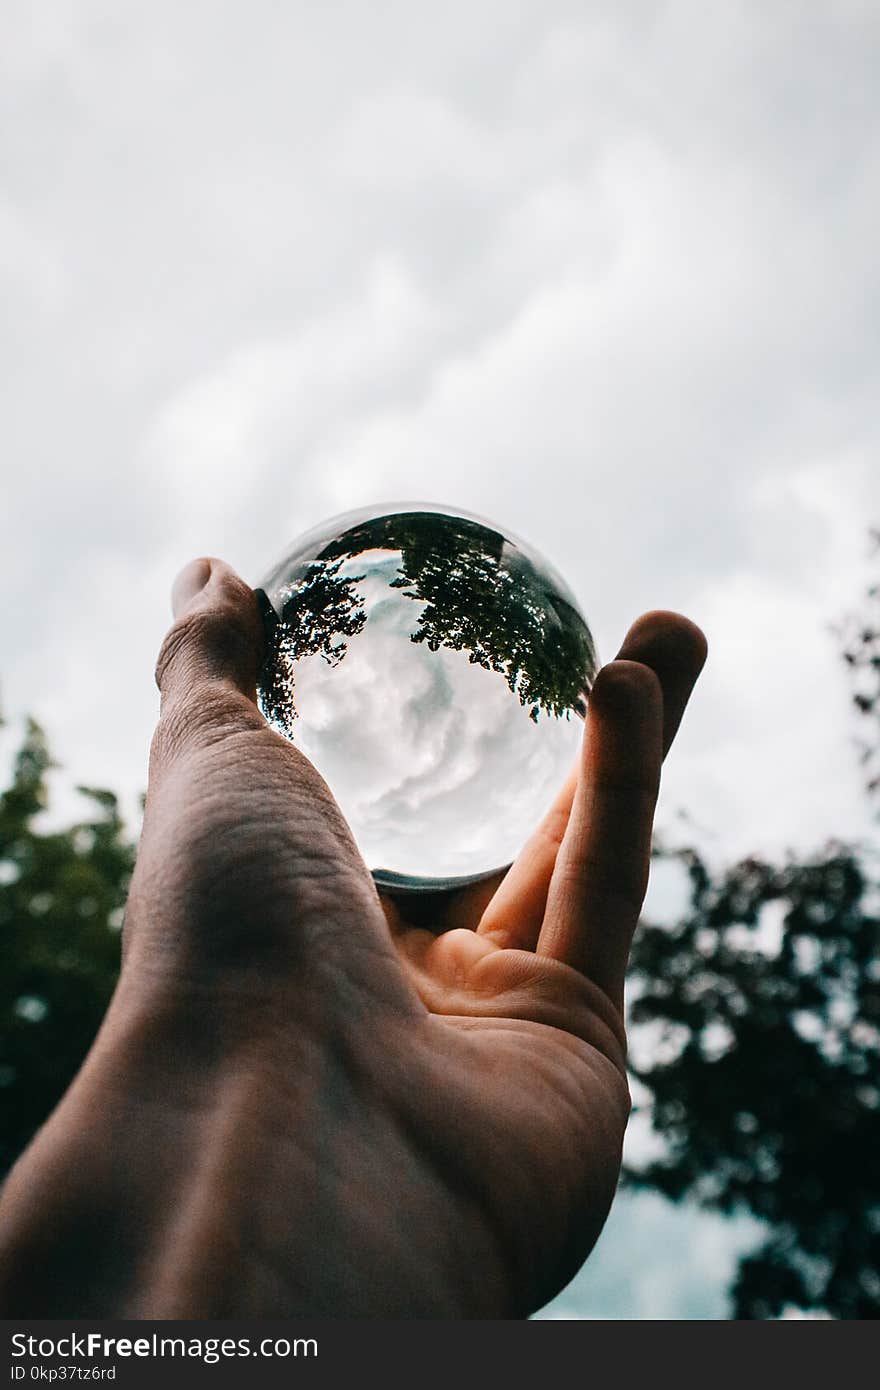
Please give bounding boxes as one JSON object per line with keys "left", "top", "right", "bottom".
{"left": 256, "top": 504, "right": 598, "bottom": 892}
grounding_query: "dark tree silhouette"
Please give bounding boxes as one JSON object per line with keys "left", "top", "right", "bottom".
{"left": 835, "top": 526, "right": 880, "bottom": 803}
{"left": 257, "top": 556, "right": 367, "bottom": 732}
{"left": 0, "top": 716, "right": 133, "bottom": 1176}
{"left": 626, "top": 843, "right": 879, "bottom": 1318}
{"left": 386, "top": 513, "right": 595, "bottom": 722}
{"left": 266, "top": 510, "right": 597, "bottom": 726}
{"left": 626, "top": 534, "right": 880, "bottom": 1319}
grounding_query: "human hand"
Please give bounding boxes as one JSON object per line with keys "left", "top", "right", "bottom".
{"left": 0, "top": 557, "right": 706, "bottom": 1318}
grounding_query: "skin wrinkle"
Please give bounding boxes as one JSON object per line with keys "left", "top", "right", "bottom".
{"left": 149, "top": 742, "right": 342, "bottom": 833}
{"left": 152, "top": 754, "right": 369, "bottom": 898}
{"left": 437, "top": 1015, "right": 630, "bottom": 1134}
{"left": 149, "top": 701, "right": 264, "bottom": 772}
{"left": 134, "top": 765, "right": 381, "bottom": 972}
{"left": 155, "top": 603, "right": 263, "bottom": 697}
{"left": 126, "top": 895, "right": 416, "bottom": 1023}
{"left": 403, "top": 941, "right": 629, "bottom": 1068}
{"left": 473, "top": 941, "right": 626, "bottom": 1037}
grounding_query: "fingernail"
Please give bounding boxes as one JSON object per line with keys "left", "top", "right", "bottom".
{"left": 171, "top": 558, "right": 213, "bottom": 618}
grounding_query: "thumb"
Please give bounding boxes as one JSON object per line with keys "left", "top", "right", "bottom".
{"left": 154, "top": 556, "right": 266, "bottom": 728}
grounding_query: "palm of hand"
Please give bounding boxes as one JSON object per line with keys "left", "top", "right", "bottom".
{"left": 386, "top": 914, "right": 632, "bottom": 1315}
{"left": 326, "top": 870, "right": 633, "bottom": 1317}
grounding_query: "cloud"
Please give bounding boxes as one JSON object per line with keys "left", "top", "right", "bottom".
{"left": 537, "top": 1188, "right": 764, "bottom": 1319}
{"left": 269, "top": 539, "right": 583, "bottom": 881}
{"left": 2, "top": 0, "right": 880, "bottom": 1317}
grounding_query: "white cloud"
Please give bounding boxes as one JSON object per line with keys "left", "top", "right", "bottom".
{"left": 2, "top": 0, "right": 879, "bottom": 1319}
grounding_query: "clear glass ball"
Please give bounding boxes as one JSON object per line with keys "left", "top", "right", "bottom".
{"left": 256, "top": 503, "right": 598, "bottom": 892}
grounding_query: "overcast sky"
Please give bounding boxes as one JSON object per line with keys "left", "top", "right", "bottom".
{"left": 3, "top": 0, "right": 879, "bottom": 1317}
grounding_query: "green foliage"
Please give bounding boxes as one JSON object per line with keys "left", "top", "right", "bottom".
{"left": 257, "top": 560, "right": 367, "bottom": 733}
{"left": 626, "top": 534, "right": 880, "bottom": 1318}
{"left": 267, "top": 510, "right": 597, "bottom": 726}
{"left": 387, "top": 513, "right": 595, "bottom": 722}
{"left": 627, "top": 843, "right": 880, "bottom": 1318}
{"left": 0, "top": 717, "right": 133, "bottom": 1175}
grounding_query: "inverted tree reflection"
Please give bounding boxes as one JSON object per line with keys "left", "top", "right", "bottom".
{"left": 259, "top": 510, "right": 595, "bottom": 732}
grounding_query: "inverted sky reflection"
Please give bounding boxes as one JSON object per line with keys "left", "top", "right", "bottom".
{"left": 258, "top": 506, "right": 597, "bottom": 887}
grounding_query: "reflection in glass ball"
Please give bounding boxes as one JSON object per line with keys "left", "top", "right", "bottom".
{"left": 256, "top": 504, "right": 599, "bottom": 892}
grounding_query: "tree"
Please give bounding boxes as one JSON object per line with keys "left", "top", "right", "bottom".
{"left": 257, "top": 557, "right": 367, "bottom": 734}
{"left": 385, "top": 511, "right": 596, "bottom": 722}
{"left": 626, "top": 843, "right": 879, "bottom": 1318}
{"left": 0, "top": 716, "right": 133, "bottom": 1176}
{"left": 625, "top": 537, "right": 880, "bottom": 1319}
